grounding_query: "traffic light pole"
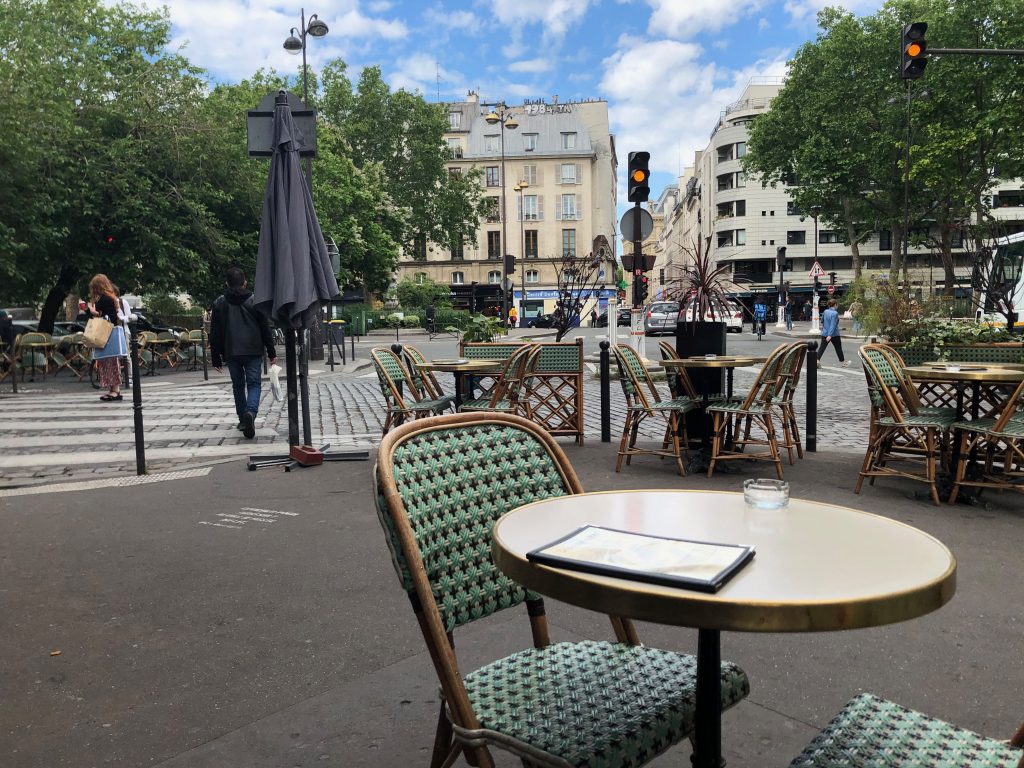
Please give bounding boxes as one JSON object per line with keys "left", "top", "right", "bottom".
{"left": 631, "top": 202, "right": 645, "bottom": 356}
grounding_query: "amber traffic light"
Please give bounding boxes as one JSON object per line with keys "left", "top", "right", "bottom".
{"left": 627, "top": 151, "right": 651, "bottom": 203}
{"left": 901, "top": 22, "right": 928, "bottom": 80}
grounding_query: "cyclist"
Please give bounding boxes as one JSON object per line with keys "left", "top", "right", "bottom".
{"left": 753, "top": 298, "right": 767, "bottom": 339}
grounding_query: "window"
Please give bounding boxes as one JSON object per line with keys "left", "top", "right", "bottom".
{"left": 523, "top": 164, "right": 538, "bottom": 185}
{"left": 562, "top": 229, "right": 576, "bottom": 258}
{"left": 526, "top": 269, "right": 539, "bottom": 283}
{"left": 717, "top": 173, "right": 734, "bottom": 192}
{"left": 485, "top": 166, "right": 501, "bottom": 187}
{"left": 484, "top": 197, "right": 500, "bottom": 223}
{"left": 559, "top": 194, "right": 577, "bottom": 220}
{"left": 485, "top": 134, "right": 500, "bottom": 153}
{"left": 736, "top": 171, "right": 746, "bottom": 188}
{"left": 560, "top": 163, "right": 577, "bottom": 184}
{"left": 450, "top": 235, "right": 464, "bottom": 260}
{"left": 451, "top": 271, "right": 464, "bottom": 284}
{"left": 879, "top": 230, "right": 892, "bottom": 250}
{"left": 487, "top": 231, "right": 501, "bottom": 259}
{"left": 561, "top": 132, "right": 577, "bottom": 149}
{"left": 413, "top": 233, "right": 427, "bottom": 260}
{"left": 718, "top": 231, "right": 734, "bottom": 248}
{"left": 787, "top": 230, "right": 806, "bottom": 245}
{"left": 786, "top": 201, "right": 802, "bottom": 216}
{"left": 525, "top": 230, "right": 538, "bottom": 258}
{"left": 415, "top": 272, "right": 427, "bottom": 284}
{"left": 521, "top": 194, "right": 540, "bottom": 221}
{"left": 735, "top": 142, "right": 746, "bottom": 158}
{"left": 448, "top": 167, "right": 462, "bottom": 178}
{"left": 487, "top": 270, "right": 501, "bottom": 284}
{"left": 448, "top": 111, "right": 461, "bottom": 130}
{"left": 735, "top": 229, "right": 746, "bottom": 246}
{"left": 446, "top": 137, "right": 462, "bottom": 158}
{"left": 819, "top": 230, "right": 843, "bottom": 244}
{"left": 735, "top": 200, "right": 746, "bottom": 216}
{"left": 524, "top": 133, "right": 538, "bottom": 151}
{"left": 717, "top": 145, "right": 734, "bottom": 162}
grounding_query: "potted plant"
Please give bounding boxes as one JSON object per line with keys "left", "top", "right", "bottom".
{"left": 672, "top": 236, "right": 736, "bottom": 360}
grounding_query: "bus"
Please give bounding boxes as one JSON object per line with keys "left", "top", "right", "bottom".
{"left": 973, "top": 231, "right": 1024, "bottom": 327}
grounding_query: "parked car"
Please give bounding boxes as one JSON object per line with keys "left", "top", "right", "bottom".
{"left": 527, "top": 313, "right": 555, "bottom": 328}
{"left": 1, "top": 307, "right": 37, "bottom": 321}
{"left": 11, "top": 320, "right": 85, "bottom": 338}
{"left": 678, "top": 298, "right": 745, "bottom": 333}
{"left": 595, "top": 307, "right": 633, "bottom": 327}
{"left": 644, "top": 301, "right": 680, "bottom": 335}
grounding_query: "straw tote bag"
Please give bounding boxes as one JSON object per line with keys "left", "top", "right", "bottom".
{"left": 83, "top": 316, "right": 114, "bottom": 349}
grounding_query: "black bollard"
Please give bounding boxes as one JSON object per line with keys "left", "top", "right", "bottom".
{"left": 201, "top": 328, "right": 208, "bottom": 381}
{"left": 805, "top": 340, "right": 817, "bottom": 453}
{"left": 599, "top": 340, "right": 611, "bottom": 443}
{"left": 129, "top": 324, "right": 146, "bottom": 474}
{"left": 391, "top": 343, "right": 403, "bottom": 397}
{"left": 351, "top": 332, "right": 356, "bottom": 361}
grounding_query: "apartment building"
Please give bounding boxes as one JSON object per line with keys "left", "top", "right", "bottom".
{"left": 393, "top": 92, "right": 619, "bottom": 320}
{"left": 664, "top": 77, "right": 1024, "bottom": 311}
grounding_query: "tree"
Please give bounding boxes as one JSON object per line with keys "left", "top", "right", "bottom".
{"left": 551, "top": 251, "right": 604, "bottom": 342}
{"left": 395, "top": 275, "right": 451, "bottom": 309}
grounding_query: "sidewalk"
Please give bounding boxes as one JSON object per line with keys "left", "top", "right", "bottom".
{"left": 1, "top": 441, "right": 1019, "bottom": 767}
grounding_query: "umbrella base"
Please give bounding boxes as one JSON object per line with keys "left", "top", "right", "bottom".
{"left": 247, "top": 443, "right": 369, "bottom": 471}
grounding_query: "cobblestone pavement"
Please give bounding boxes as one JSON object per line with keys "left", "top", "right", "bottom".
{"left": 0, "top": 352, "right": 870, "bottom": 487}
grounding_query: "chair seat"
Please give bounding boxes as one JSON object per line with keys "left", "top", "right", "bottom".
{"left": 408, "top": 395, "right": 455, "bottom": 412}
{"left": 464, "top": 640, "right": 749, "bottom": 768}
{"left": 919, "top": 406, "right": 958, "bottom": 418}
{"left": 630, "top": 397, "right": 700, "bottom": 414}
{"left": 707, "top": 401, "right": 771, "bottom": 416}
{"left": 878, "top": 413, "right": 955, "bottom": 429}
{"left": 952, "top": 417, "right": 1024, "bottom": 439}
{"left": 789, "top": 692, "right": 1021, "bottom": 767}
{"left": 460, "top": 397, "right": 515, "bottom": 412}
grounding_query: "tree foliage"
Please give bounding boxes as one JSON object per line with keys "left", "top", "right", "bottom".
{"left": 395, "top": 275, "right": 451, "bottom": 309}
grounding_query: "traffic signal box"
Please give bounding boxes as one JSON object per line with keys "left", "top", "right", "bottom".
{"left": 631, "top": 268, "right": 649, "bottom": 307}
{"left": 901, "top": 22, "right": 928, "bottom": 80}
{"left": 627, "top": 151, "right": 651, "bottom": 203}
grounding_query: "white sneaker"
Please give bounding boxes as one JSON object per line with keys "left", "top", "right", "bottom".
{"left": 842, "top": 360, "right": 851, "bottom": 368}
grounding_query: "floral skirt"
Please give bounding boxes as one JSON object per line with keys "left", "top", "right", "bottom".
{"left": 97, "top": 356, "right": 121, "bottom": 389}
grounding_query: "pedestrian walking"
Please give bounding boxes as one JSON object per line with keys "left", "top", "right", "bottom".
{"left": 816, "top": 298, "right": 849, "bottom": 368}
{"left": 784, "top": 296, "right": 794, "bottom": 331}
{"left": 508, "top": 305, "right": 518, "bottom": 329}
{"left": 590, "top": 308, "right": 598, "bottom": 327}
{"left": 87, "top": 274, "right": 124, "bottom": 401}
{"left": 210, "top": 267, "right": 277, "bottom": 439}
{"left": 849, "top": 299, "right": 864, "bottom": 336}
{"left": 425, "top": 303, "right": 436, "bottom": 334}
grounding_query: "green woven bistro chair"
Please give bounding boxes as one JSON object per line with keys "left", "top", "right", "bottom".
{"left": 402, "top": 344, "right": 452, "bottom": 404}
{"left": 772, "top": 343, "right": 808, "bottom": 465}
{"left": 948, "top": 378, "right": 1024, "bottom": 505}
{"left": 856, "top": 347, "right": 954, "bottom": 506}
{"left": 372, "top": 347, "right": 455, "bottom": 436}
{"left": 875, "top": 344, "right": 958, "bottom": 420}
{"left": 789, "top": 692, "right": 1024, "bottom": 768}
{"left": 613, "top": 344, "right": 700, "bottom": 477}
{"left": 460, "top": 343, "right": 534, "bottom": 415}
{"left": 375, "top": 412, "right": 750, "bottom": 768}
{"left": 706, "top": 344, "right": 790, "bottom": 480}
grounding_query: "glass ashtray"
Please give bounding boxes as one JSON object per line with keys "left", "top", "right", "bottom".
{"left": 743, "top": 478, "right": 789, "bottom": 509}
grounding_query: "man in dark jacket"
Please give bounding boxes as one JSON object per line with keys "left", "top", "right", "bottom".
{"left": 210, "top": 267, "right": 277, "bottom": 438}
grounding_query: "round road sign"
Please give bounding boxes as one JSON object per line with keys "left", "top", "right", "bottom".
{"left": 620, "top": 208, "right": 654, "bottom": 241}
{"left": 827, "top": 285, "right": 835, "bottom": 295}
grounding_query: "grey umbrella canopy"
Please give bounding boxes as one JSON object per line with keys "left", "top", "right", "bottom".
{"left": 254, "top": 91, "right": 339, "bottom": 329}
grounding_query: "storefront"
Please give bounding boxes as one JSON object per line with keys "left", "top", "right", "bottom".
{"left": 513, "top": 288, "right": 618, "bottom": 319}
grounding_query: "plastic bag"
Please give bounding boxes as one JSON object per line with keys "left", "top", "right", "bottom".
{"left": 269, "top": 363, "right": 283, "bottom": 401}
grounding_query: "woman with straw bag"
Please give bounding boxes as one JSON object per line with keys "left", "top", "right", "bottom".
{"left": 86, "top": 274, "right": 124, "bottom": 401}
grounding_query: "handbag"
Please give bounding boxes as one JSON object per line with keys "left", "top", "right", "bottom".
{"left": 92, "top": 326, "right": 127, "bottom": 359}
{"left": 83, "top": 316, "right": 114, "bottom": 349}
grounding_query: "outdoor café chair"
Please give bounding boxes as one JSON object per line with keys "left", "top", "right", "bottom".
{"left": 772, "top": 342, "right": 808, "bottom": 464}
{"left": 50, "top": 334, "right": 80, "bottom": 379}
{"left": 657, "top": 340, "right": 701, "bottom": 400}
{"left": 613, "top": 343, "right": 700, "bottom": 476}
{"left": 371, "top": 347, "right": 455, "bottom": 436}
{"left": 0, "top": 334, "right": 15, "bottom": 383}
{"left": 873, "top": 343, "right": 957, "bottom": 420}
{"left": 137, "top": 331, "right": 159, "bottom": 375}
{"left": 401, "top": 344, "right": 452, "bottom": 404}
{"left": 948, "top": 378, "right": 1024, "bottom": 505}
{"left": 374, "top": 412, "right": 750, "bottom": 768}
{"left": 856, "top": 346, "right": 954, "bottom": 506}
{"left": 788, "top": 692, "right": 1024, "bottom": 767}
{"left": 185, "top": 329, "right": 208, "bottom": 370}
{"left": 15, "top": 331, "right": 52, "bottom": 380}
{"left": 461, "top": 343, "right": 534, "bottom": 415}
{"left": 706, "top": 344, "right": 789, "bottom": 480}
{"left": 154, "top": 331, "right": 181, "bottom": 369}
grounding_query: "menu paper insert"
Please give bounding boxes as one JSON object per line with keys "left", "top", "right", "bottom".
{"left": 527, "top": 526, "right": 755, "bottom": 593}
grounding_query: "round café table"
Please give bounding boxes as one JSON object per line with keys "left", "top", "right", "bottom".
{"left": 662, "top": 356, "right": 768, "bottom": 401}
{"left": 492, "top": 490, "right": 956, "bottom": 768}
{"left": 416, "top": 359, "right": 504, "bottom": 408}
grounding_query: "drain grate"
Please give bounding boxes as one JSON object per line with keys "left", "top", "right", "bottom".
{"left": 0, "top": 467, "right": 212, "bottom": 497}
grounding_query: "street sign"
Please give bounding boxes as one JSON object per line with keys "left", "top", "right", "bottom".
{"left": 808, "top": 260, "right": 826, "bottom": 278}
{"left": 619, "top": 208, "right": 654, "bottom": 241}
{"left": 827, "top": 285, "right": 835, "bottom": 295}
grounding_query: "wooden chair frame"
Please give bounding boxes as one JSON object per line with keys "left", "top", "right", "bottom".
{"left": 402, "top": 344, "right": 450, "bottom": 403}
{"left": 377, "top": 412, "right": 669, "bottom": 768}
{"left": 372, "top": 347, "right": 454, "bottom": 435}
{"left": 948, "top": 378, "right": 1024, "bottom": 504}
{"left": 772, "top": 343, "right": 807, "bottom": 465}
{"left": 461, "top": 344, "right": 535, "bottom": 415}
{"left": 15, "top": 331, "right": 53, "bottom": 381}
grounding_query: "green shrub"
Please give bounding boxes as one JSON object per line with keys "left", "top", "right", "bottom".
{"left": 400, "top": 314, "right": 420, "bottom": 328}
{"left": 461, "top": 313, "right": 504, "bottom": 343}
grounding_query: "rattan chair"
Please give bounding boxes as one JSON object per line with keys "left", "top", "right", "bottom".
{"left": 402, "top": 344, "right": 450, "bottom": 403}
{"left": 706, "top": 345, "right": 789, "bottom": 479}
{"left": 461, "top": 343, "right": 534, "bottom": 414}
{"left": 772, "top": 343, "right": 808, "bottom": 464}
{"left": 948, "top": 378, "right": 1024, "bottom": 504}
{"left": 856, "top": 346, "right": 953, "bottom": 506}
{"left": 375, "top": 412, "right": 750, "bottom": 768}
{"left": 15, "top": 331, "right": 52, "bottom": 380}
{"left": 613, "top": 344, "right": 700, "bottom": 476}
{"left": 788, "top": 692, "right": 1023, "bottom": 768}
{"left": 873, "top": 343, "right": 957, "bottom": 420}
{"left": 372, "top": 347, "right": 455, "bottom": 435}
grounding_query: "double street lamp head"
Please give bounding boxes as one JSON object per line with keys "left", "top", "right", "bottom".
{"left": 485, "top": 109, "right": 518, "bottom": 130}
{"left": 284, "top": 29, "right": 303, "bottom": 53}
{"left": 283, "top": 12, "right": 329, "bottom": 53}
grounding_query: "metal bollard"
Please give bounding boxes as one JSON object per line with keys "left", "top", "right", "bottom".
{"left": 201, "top": 328, "right": 208, "bottom": 381}
{"left": 599, "top": 340, "right": 611, "bottom": 443}
{"left": 805, "top": 340, "right": 817, "bottom": 453}
{"left": 391, "top": 343, "right": 403, "bottom": 397}
{"left": 351, "top": 332, "right": 356, "bottom": 361}
{"left": 129, "top": 324, "right": 146, "bottom": 474}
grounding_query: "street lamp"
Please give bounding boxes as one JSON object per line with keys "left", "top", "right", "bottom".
{"left": 801, "top": 205, "right": 822, "bottom": 333}
{"left": 484, "top": 102, "right": 518, "bottom": 326}
{"left": 514, "top": 180, "right": 529, "bottom": 324}
{"left": 283, "top": 8, "right": 329, "bottom": 182}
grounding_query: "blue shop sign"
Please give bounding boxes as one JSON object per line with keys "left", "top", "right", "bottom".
{"left": 514, "top": 288, "right": 617, "bottom": 300}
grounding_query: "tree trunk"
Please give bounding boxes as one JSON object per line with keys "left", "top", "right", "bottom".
{"left": 39, "top": 264, "right": 81, "bottom": 334}
{"left": 940, "top": 228, "right": 956, "bottom": 298}
{"left": 842, "top": 198, "right": 862, "bottom": 279}
{"left": 889, "top": 225, "right": 903, "bottom": 283}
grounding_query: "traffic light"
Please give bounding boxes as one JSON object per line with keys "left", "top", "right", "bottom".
{"left": 638, "top": 273, "right": 650, "bottom": 304}
{"left": 627, "top": 151, "right": 651, "bottom": 203}
{"left": 503, "top": 252, "right": 515, "bottom": 276}
{"left": 776, "top": 246, "right": 787, "bottom": 271}
{"left": 901, "top": 22, "right": 928, "bottom": 80}
{"left": 814, "top": 277, "right": 822, "bottom": 293}
{"left": 829, "top": 271, "right": 837, "bottom": 286}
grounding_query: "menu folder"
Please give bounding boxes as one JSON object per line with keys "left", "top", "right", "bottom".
{"left": 526, "top": 525, "right": 755, "bottom": 594}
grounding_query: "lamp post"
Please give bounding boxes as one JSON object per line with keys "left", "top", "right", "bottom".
{"left": 775, "top": 245, "right": 787, "bottom": 329}
{"left": 514, "top": 180, "right": 529, "bottom": 324}
{"left": 283, "top": 8, "right": 329, "bottom": 184}
{"left": 484, "top": 102, "right": 518, "bottom": 327}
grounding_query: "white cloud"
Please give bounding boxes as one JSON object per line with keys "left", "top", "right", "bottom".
{"left": 758, "top": 17, "right": 770, "bottom": 31}
{"left": 150, "top": 0, "right": 408, "bottom": 83}
{"left": 508, "top": 57, "right": 552, "bottom": 73}
{"left": 388, "top": 53, "right": 464, "bottom": 96}
{"left": 600, "top": 36, "right": 789, "bottom": 180}
{"left": 783, "top": 0, "right": 883, "bottom": 23}
{"left": 645, "top": 0, "right": 765, "bottom": 38}
{"left": 424, "top": 7, "right": 481, "bottom": 31}
{"left": 489, "top": 0, "right": 597, "bottom": 40}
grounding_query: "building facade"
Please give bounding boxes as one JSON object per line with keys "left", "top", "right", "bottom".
{"left": 393, "top": 92, "right": 619, "bottom": 321}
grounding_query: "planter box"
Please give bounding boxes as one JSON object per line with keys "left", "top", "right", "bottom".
{"left": 888, "top": 342, "right": 1024, "bottom": 367}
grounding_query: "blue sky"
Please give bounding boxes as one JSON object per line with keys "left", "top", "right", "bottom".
{"left": 152, "top": 0, "right": 881, "bottom": 200}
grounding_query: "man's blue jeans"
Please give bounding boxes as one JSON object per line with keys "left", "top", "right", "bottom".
{"left": 226, "top": 356, "right": 263, "bottom": 418}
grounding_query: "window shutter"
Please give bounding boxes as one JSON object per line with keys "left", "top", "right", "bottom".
{"left": 536, "top": 166, "right": 543, "bottom": 185}
{"left": 517, "top": 195, "right": 522, "bottom": 222}
{"left": 537, "top": 195, "right": 544, "bottom": 221}
{"left": 576, "top": 163, "right": 582, "bottom": 184}
{"left": 575, "top": 194, "right": 583, "bottom": 220}
{"left": 555, "top": 195, "right": 562, "bottom": 221}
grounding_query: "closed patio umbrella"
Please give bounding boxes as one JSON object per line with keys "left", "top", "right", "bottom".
{"left": 254, "top": 91, "right": 339, "bottom": 451}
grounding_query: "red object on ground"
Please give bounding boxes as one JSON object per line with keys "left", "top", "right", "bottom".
{"left": 289, "top": 445, "right": 324, "bottom": 466}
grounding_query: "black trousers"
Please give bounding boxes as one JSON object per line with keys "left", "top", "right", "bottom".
{"left": 816, "top": 336, "right": 845, "bottom": 362}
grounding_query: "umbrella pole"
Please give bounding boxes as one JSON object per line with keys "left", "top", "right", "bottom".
{"left": 299, "top": 330, "right": 313, "bottom": 446}
{"left": 286, "top": 328, "right": 301, "bottom": 447}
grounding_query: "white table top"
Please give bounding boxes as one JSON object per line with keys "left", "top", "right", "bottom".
{"left": 493, "top": 490, "right": 956, "bottom": 633}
